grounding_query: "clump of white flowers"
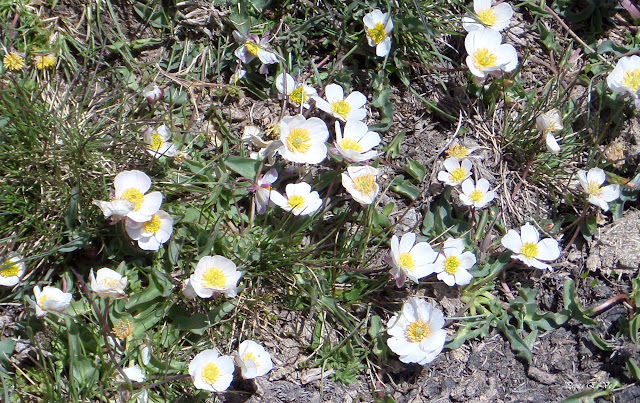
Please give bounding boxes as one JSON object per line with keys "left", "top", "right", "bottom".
{"left": 501, "top": 223, "right": 560, "bottom": 270}
{"left": 363, "top": 9, "right": 394, "bottom": 57}
{"left": 577, "top": 168, "right": 620, "bottom": 212}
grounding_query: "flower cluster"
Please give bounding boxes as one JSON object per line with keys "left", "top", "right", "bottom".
{"left": 2, "top": 50, "right": 56, "bottom": 72}
{"left": 189, "top": 340, "right": 273, "bottom": 392}
{"left": 462, "top": 0, "right": 518, "bottom": 80}
{"left": 94, "top": 170, "right": 174, "bottom": 251}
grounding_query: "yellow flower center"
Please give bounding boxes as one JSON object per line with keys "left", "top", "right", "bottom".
{"left": 352, "top": 174, "right": 376, "bottom": 196}
{"left": 286, "top": 127, "right": 311, "bottom": 154}
{"left": 121, "top": 188, "right": 144, "bottom": 211}
{"left": 202, "top": 267, "right": 226, "bottom": 289}
{"left": 450, "top": 167, "right": 468, "bottom": 184}
{"left": 623, "top": 69, "right": 640, "bottom": 92}
{"left": 339, "top": 138, "right": 363, "bottom": 152}
{"left": 113, "top": 319, "right": 134, "bottom": 340}
{"left": 150, "top": 133, "right": 164, "bottom": 151}
{"left": 406, "top": 320, "right": 431, "bottom": 343}
{"left": 469, "top": 189, "right": 484, "bottom": 203}
{"left": 142, "top": 214, "right": 162, "bottom": 234}
{"left": 586, "top": 181, "right": 603, "bottom": 196}
{"left": 477, "top": 8, "right": 497, "bottom": 27}
{"left": 331, "top": 100, "right": 352, "bottom": 119}
{"left": 245, "top": 41, "right": 260, "bottom": 57}
{"left": 3, "top": 52, "right": 24, "bottom": 71}
{"left": 473, "top": 48, "right": 497, "bottom": 70}
{"left": 446, "top": 145, "right": 469, "bottom": 159}
{"left": 289, "top": 86, "right": 308, "bottom": 106}
{"left": 398, "top": 252, "right": 415, "bottom": 272}
{"left": 444, "top": 256, "right": 460, "bottom": 275}
{"left": 368, "top": 22, "right": 387, "bottom": 45}
{"left": 0, "top": 263, "right": 20, "bottom": 278}
{"left": 35, "top": 55, "right": 55, "bottom": 70}
{"left": 202, "top": 362, "right": 220, "bottom": 385}
{"left": 242, "top": 352, "right": 258, "bottom": 363}
{"left": 100, "top": 277, "right": 121, "bottom": 288}
{"left": 287, "top": 195, "right": 305, "bottom": 209}
{"left": 521, "top": 242, "right": 538, "bottom": 259}
{"left": 39, "top": 295, "right": 49, "bottom": 307}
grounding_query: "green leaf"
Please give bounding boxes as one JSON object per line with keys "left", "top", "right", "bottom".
{"left": 630, "top": 314, "right": 640, "bottom": 344}
{"left": 580, "top": 216, "right": 597, "bottom": 242}
{"left": 404, "top": 158, "right": 426, "bottom": 181}
{"left": 224, "top": 156, "right": 262, "bottom": 180}
{"left": 563, "top": 280, "right": 598, "bottom": 326}
{"left": 168, "top": 305, "right": 209, "bottom": 335}
{"left": 627, "top": 358, "right": 640, "bottom": 383}
{"left": 71, "top": 357, "right": 99, "bottom": 385}
{"left": 0, "top": 338, "right": 15, "bottom": 369}
{"left": 588, "top": 330, "right": 613, "bottom": 351}
{"left": 383, "top": 132, "right": 404, "bottom": 158}
{"left": 390, "top": 175, "right": 421, "bottom": 201}
{"left": 446, "top": 319, "right": 491, "bottom": 350}
{"left": 499, "top": 319, "right": 533, "bottom": 364}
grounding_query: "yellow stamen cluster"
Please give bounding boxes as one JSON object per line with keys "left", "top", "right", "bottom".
{"left": 353, "top": 175, "right": 376, "bottom": 196}
{"left": 406, "top": 320, "right": 431, "bottom": 342}
{"left": 34, "top": 55, "right": 55, "bottom": 70}
{"left": 113, "top": 319, "right": 134, "bottom": 340}
{"left": 202, "top": 362, "right": 221, "bottom": 384}
{"left": 245, "top": 41, "right": 260, "bottom": 57}
{"left": 339, "top": 138, "right": 363, "bottom": 152}
{"left": 398, "top": 252, "right": 415, "bottom": 272}
{"left": 469, "top": 189, "right": 484, "bottom": 203}
{"left": 0, "top": 263, "right": 20, "bottom": 278}
{"left": 242, "top": 352, "right": 258, "bottom": 363}
{"left": 3, "top": 52, "right": 24, "bottom": 71}
{"left": 449, "top": 167, "right": 468, "bottom": 183}
{"left": 286, "top": 128, "right": 311, "bottom": 154}
{"left": 121, "top": 188, "right": 144, "bottom": 211}
{"left": 623, "top": 69, "right": 640, "bottom": 92}
{"left": 368, "top": 22, "right": 387, "bottom": 45}
{"left": 446, "top": 145, "right": 469, "bottom": 159}
{"left": 331, "top": 100, "right": 352, "bottom": 119}
{"left": 142, "top": 215, "right": 162, "bottom": 234}
{"left": 287, "top": 195, "right": 305, "bottom": 209}
{"left": 477, "top": 8, "right": 497, "bottom": 27}
{"left": 203, "top": 267, "right": 226, "bottom": 289}
{"left": 289, "top": 87, "right": 308, "bottom": 106}
{"left": 444, "top": 256, "right": 460, "bottom": 274}
{"left": 473, "top": 49, "right": 498, "bottom": 70}
{"left": 521, "top": 242, "right": 539, "bottom": 259}
{"left": 150, "top": 133, "right": 164, "bottom": 151}
{"left": 586, "top": 181, "right": 603, "bottom": 197}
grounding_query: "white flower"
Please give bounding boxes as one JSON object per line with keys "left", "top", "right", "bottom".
{"left": 465, "top": 28, "right": 518, "bottom": 79}
{"left": 189, "top": 349, "right": 235, "bottom": 392}
{"left": 445, "top": 143, "right": 479, "bottom": 160}
{"left": 536, "top": 109, "right": 563, "bottom": 133}
{"left": 275, "top": 73, "right": 317, "bottom": 109}
{"left": 235, "top": 340, "right": 274, "bottom": 379}
{"left": 314, "top": 84, "right": 367, "bottom": 122}
{"left": 189, "top": 255, "right": 242, "bottom": 298}
{"left": 577, "top": 168, "right": 620, "bottom": 212}
{"left": 230, "top": 68, "right": 247, "bottom": 84}
{"left": 0, "top": 256, "right": 26, "bottom": 287}
{"left": 462, "top": 0, "right": 513, "bottom": 32}
{"left": 341, "top": 166, "right": 380, "bottom": 205}
{"left": 182, "top": 278, "right": 198, "bottom": 299}
{"left": 144, "top": 124, "right": 176, "bottom": 158}
{"left": 142, "top": 84, "right": 163, "bottom": 104}
{"left": 270, "top": 182, "right": 323, "bottom": 216}
{"left": 90, "top": 268, "right": 127, "bottom": 299}
{"left": 536, "top": 109, "right": 563, "bottom": 154}
{"left": 363, "top": 9, "right": 394, "bottom": 57}
{"left": 334, "top": 120, "right": 380, "bottom": 163}
{"left": 607, "top": 55, "right": 640, "bottom": 97}
{"left": 117, "top": 366, "right": 146, "bottom": 383}
{"left": 278, "top": 115, "right": 328, "bottom": 164}
{"left": 95, "top": 170, "right": 163, "bottom": 223}
{"left": 125, "top": 210, "right": 174, "bottom": 251}
{"left": 459, "top": 178, "right": 495, "bottom": 209}
{"left": 501, "top": 223, "right": 560, "bottom": 270}
{"left": 389, "top": 233, "right": 438, "bottom": 287}
{"left": 386, "top": 297, "right": 447, "bottom": 365}
{"left": 233, "top": 30, "right": 278, "bottom": 74}
{"left": 31, "top": 286, "right": 73, "bottom": 317}
{"left": 437, "top": 158, "right": 472, "bottom": 187}
{"left": 242, "top": 125, "right": 281, "bottom": 163}
{"left": 433, "top": 239, "right": 475, "bottom": 286}
{"left": 248, "top": 168, "right": 278, "bottom": 214}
